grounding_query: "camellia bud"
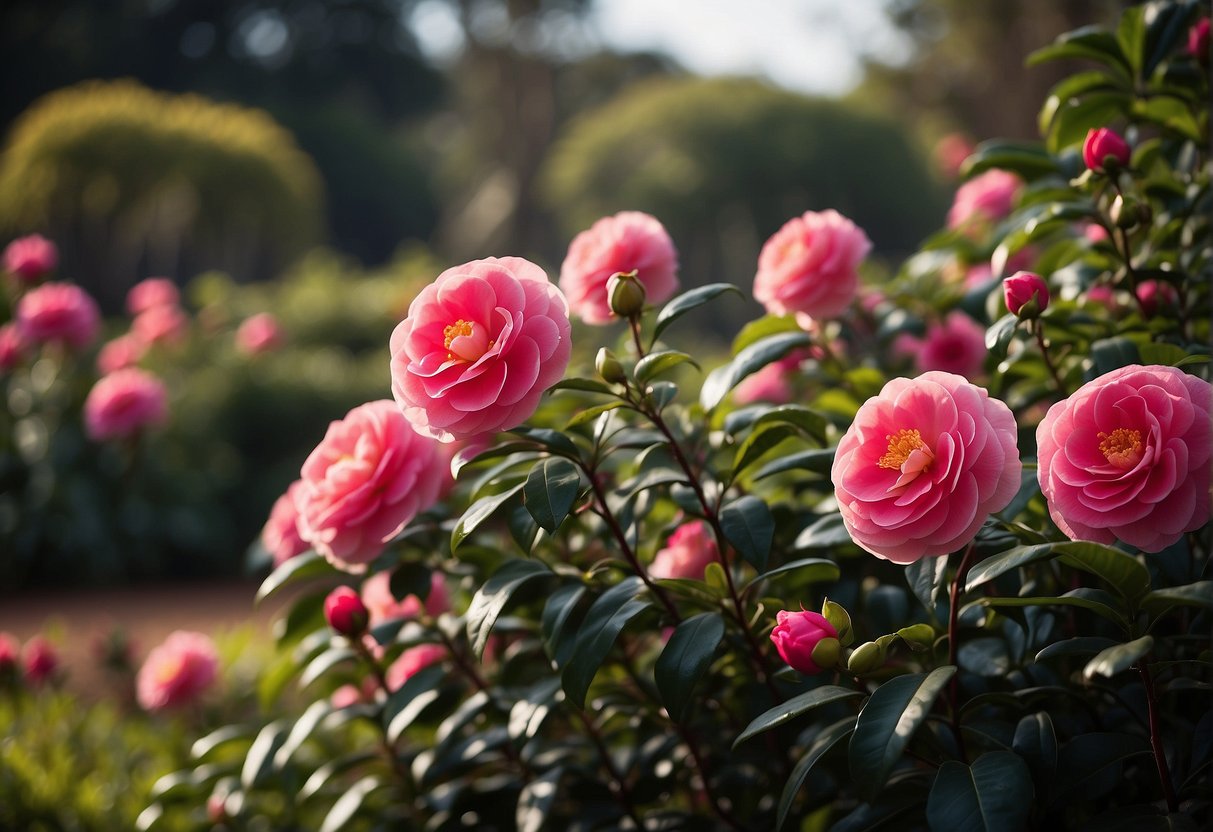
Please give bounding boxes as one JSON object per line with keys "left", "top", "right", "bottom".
{"left": 1189, "top": 18, "right": 1210, "bottom": 64}
{"left": 1109, "top": 194, "right": 1139, "bottom": 230}
{"left": 1003, "top": 271, "right": 1050, "bottom": 319}
{"left": 324, "top": 586, "right": 369, "bottom": 637}
{"left": 1082, "top": 127, "right": 1131, "bottom": 174}
{"left": 820, "top": 599, "right": 854, "bottom": 647}
{"left": 595, "top": 347, "right": 627, "bottom": 385}
{"left": 606, "top": 270, "right": 646, "bottom": 318}
{"left": 770, "top": 609, "right": 841, "bottom": 675}
{"left": 847, "top": 640, "right": 888, "bottom": 675}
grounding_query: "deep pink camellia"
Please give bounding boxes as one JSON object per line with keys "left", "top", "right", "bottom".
{"left": 753, "top": 209, "right": 872, "bottom": 322}
{"left": 0, "top": 632, "right": 19, "bottom": 675}
{"left": 96, "top": 333, "right": 147, "bottom": 375}
{"left": 1135, "top": 280, "right": 1178, "bottom": 318}
{"left": 386, "top": 643, "right": 446, "bottom": 691}
{"left": 1082, "top": 128, "right": 1131, "bottom": 173}
{"left": 136, "top": 630, "right": 219, "bottom": 711}
{"left": 261, "top": 480, "right": 309, "bottom": 567}
{"left": 650, "top": 520, "right": 719, "bottom": 581}
{"left": 132, "top": 304, "right": 188, "bottom": 348}
{"left": 1003, "top": 271, "right": 1050, "bottom": 317}
{"left": 4, "top": 234, "right": 57, "bottom": 283}
{"left": 362, "top": 570, "right": 450, "bottom": 628}
{"left": 915, "top": 312, "right": 987, "bottom": 379}
{"left": 558, "top": 211, "right": 679, "bottom": 325}
{"left": 832, "top": 371, "right": 1021, "bottom": 563}
{"left": 0, "top": 324, "right": 27, "bottom": 371}
{"left": 126, "top": 277, "right": 180, "bottom": 315}
{"left": 84, "top": 368, "right": 169, "bottom": 442}
{"left": 390, "top": 257, "right": 572, "bottom": 443}
{"left": 23, "top": 636, "right": 59, "bottom": 686}
{"left": 1191, "top": 18, "right": 1210, "bottom": 63}
{"left": 295, "top": 400, "right": 445, "bottom": 570}
{"left": 770, "top": 610, "right": 840, "bottom": 675}
{"left": 324, "top": 586, "right": 370, "bottom": 636}
{"left": 16, "top": 282, "right": 101, "bottom": 350}
{"left": 947, "top": 169, "right": 1021, "bottom": 230}
{"left": 236, "top": 312, "right": 284, "bottom": 355}
{"left": 1036, "top": 364, "right": 1211, "bottom": 553}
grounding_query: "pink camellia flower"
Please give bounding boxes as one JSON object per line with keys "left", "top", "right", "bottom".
{"left": 15, "top": 282, "right": 101, "bottom": 350}
{"left": 733, "top": 361, "right": 794, "bottom": 405}
{"left": 83, "top": 368, "right": 169, "bottom": 442}
{"left": 1037, "top": 364, "right": 1211, "bottom": 552}
{"left": 914, "top": 312, "right": 987, "bottom": 379}
{"left": 1084, "top": 284, "right": 1119, "bottom": 311}
{"left": 4, "top": 234, "right": 58, "bottom": 283}
{"left": 390, "top": 257, "right": 572, "bottom": 443}
{"left": 261, "top": 480, "right": 309, "bottom": 567}
{"left": 235, "top": 312, "right": 284, "bottom": 355}
{"left": 1082, "top": 222, "right": 1110, "bottom": 243}
{"left": 650, "top": 520, "right": 720, "bottom": 581}
{"left": 126, "top": 277, "right": 180, "bottom": 315}
{"left": 934, "top": 132, "right": 975, "bottom": 179}
{"left": 558, "top": 211, "right": 679, "bottom": 325}
{"left": 832, "top": 371, "right": 1021, "bottom": 563}
{"left": 1082, "top": 128, "right": 1131, "bottom": 173}
{"left": 96, "top": 333, "right": 147, "bottom": 375}
{"left": 23, "top": 636, "right": 59, "bottom": 686}
{"left": 295, "top": 400, "right": 445, "bottom": 570}
{"left": 132, "top": 304, "right": 188, "bottom": 348}
{"left": 753, "top": 209, "right": 872, "bottom": 322}
{"left": 385, "top": 643, "right": 446, "bottom": 691}
{"left": 947, "top": 169, "right": 1021, "bottom": 231}
{"left": 362, "top": 570, "right": 450, "bottom": 628}
{"left": 1003, "top": 271, "right": 1050, "bottom": 318}
{"left": 963, "top": 263, "right": 994, "bottom": 289}
{"left": 324, "top": 586, "right": 370, "bottom": 636}
{"left": 0, "top": 632, "right": 20, "bottom": 675}
{"left": 0, "top": 324, "right": 27, "bottom": 371}
{"left": 135, "top": 630, "right": 219, "bottom": 711}
{"left": 1135, "top": 280, "right": 1178, "bottom": 318}
{"left": 770, "top": 610, "right": 840, "bottom": 675}
{"left": 1191, "top": 18, "right": 1210, "bottom": 63}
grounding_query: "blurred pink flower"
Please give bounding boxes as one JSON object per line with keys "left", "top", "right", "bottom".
{"left": 84, "top": 368, "right": 169, "bottom": 442}
{"left": 770, "top": 610, "right": 839, "bottom": 675}
{"left": 362, "top": 570, "right": 451, "bottom": 628}
{"left": 23, "top": 636, "right": 59, "bottom": 686}
{"left": 126, "top": 277, "right": 180, "bottom": 315}
{"left": 16, "top": 282, "right": 101, "bottom": 350}
{"left": 559, "top": 211, "right": 679, "bottom": 325}
{"left": 934, "top": 132, "right": 975, "bottom": 179}
{"left": 650, "top": 520, "right": 719, "bottom": 581}
{"left": 832, "top": 371, "right": 1021, "bottom": 563}
{"left": 733, "top": 361, "right": 794, "bottom": 405}
{"left": 136, "top": 630, "right": 219, "bottom": 711}
{"left": 0, "top": 632, "right": 19, "bottom": 674}
{"left": 947, "top": 170, "right": 1021, "bottom": 231}
{"left": 1135, "top": 280, "right": 1178, "bottom": 318}
{"left": 262, "top": 480, "right": 309, "bottom": 567}
{"left": 96, "top": 333, "right": 147, "bottom": 375}
{"left": 1037, "top": 364, "right": 1211, "bottom": 552}
{"left": 390, "top": 257, "right": 572, "bottom": 443}
{"left": 1190, "top": 18, "right": 1210, "bottom": 62}
{"left": 915, "top": 312, "right": 987, "bottom": 379}
{"left": 753, "top": 209, "right": 872, "bottom": 322}
{"left": 295, "top": 400, "right": 445, "bottom": 571}
{"left": 385, "top": 643, "right": 446, "bottom": 691}
{"left": 0, "top": 324, "right": 27, "bottom": 371}
{"left": 4, "top": 234, "right": 57, "bottom": 284}
{"left": 1083, "top": 284, "right": 1119, "bottom": 311}
{"left": 963, "top": 263, "right": 994, "bottom": 289}
{"left": 236, "top": 312, "right": 284, "bottom": 355}
{"left": 1082, "top": 222, "right": 1110, "bottom": 243}
{"left": 132, "top": 304, "right": 188, "bottom": 347}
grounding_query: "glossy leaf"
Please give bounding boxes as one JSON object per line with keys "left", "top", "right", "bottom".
{"left": 299, "top": 646, "right": 357, "bottom": 689}
{"left": 561, "top": 577, "right": 651, "bottom": 708}
{"left": 961, "top": 140, "right": 1060, "bottom": 180}
{"left": 655, "top": 612, "right": 725, "bottom": 722}
{"left": 965, "top": 544, "right": 1059, "bottom": 592}
{"left": 565, "top": 400, "right": 626, "bottom": 429}
{"left": 517, "top": 766, "right": 564, "bottom": 832}
{"left": 776, "top": 718, "right": 854, "bottom": 831}
{"left": 981, "top": 594, "right": 1128, "bottom": 628}
{"left": 191, "top": 725, "right": 253, "bottom": 761}
{"left": 734, "top": 685, "right": 863, "bottom": 748}
{"left": 794, "top": 513, "right": 852, "bottom": 550}
{"left": 274, "top": 700, "right": 332, "bottom": 769}
{"left": 905, "top": 556, "right": 949, "bottom": 614}
{"left": 241, "top": 720, "right": 289, "bottom": 789}
{"left": 730, "top": 313, "right": 801, "bottom": 354}
{"left": 1052, "top": 733, "right": 1152, "bottom": 802}
{"left": 730, "top": 424, "right": 799, "bottom": 482}
{"left": 1012, "top": 712, "right": 1058, "bottom": 784}
{"left": 466, "top": 558, "right": 553, "bottom": 657}
{"left": 635, "top": 349, "right": 699, "bottom": 383}
{"left": 452, "top": 482, "right": 525, "bottom": 551}
{"left": 652, "top": 282, "right": 741, "bottom": 343}
{"left": 1056, "top": 541, "right": 1151, "bottom": 605}
{"left": 926, "top": 752, "right": 1034, "bottom": 832}
{"left": 720, "top": 495, "right": 774, "bottom": 571}
{"left": 1142, "top": 581, "right": 1213, "bottom": 615}
{"left": 384, "top": 664, "right": 448, "bottom": 742}
{"left": 541, "top": 582, "right": 587, "bottom": 666}
{"left": 320, "top": 776, "right": 381, "bottom": 832}
{"left": 754, "top": 447, "right": 836, "bottom": 480}
{"left": 700, "top": 331, "right": 812, "bottom": 411}
{"left": 741, "top": 557, "right": 840, "bottom": 596}
{"left": 255, "top": 550, "right": 332, "bottom": 605}
{"left": 523, "top": 456, "right": 582, "bottom": 533}
{"left": 1034, "top": 636, "right": 1119, "bottom": 663}
{"left": 1083, "top": 635, "right": 1153, "bottom": 679}
{"left": 548, "top": 377, "right": 616, "bottom": 395}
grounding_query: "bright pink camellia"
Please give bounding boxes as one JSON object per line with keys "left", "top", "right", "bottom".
{"left": 236, "top": 312, "right": 284, "bottom": 355}
{"left": 84, "top": 368, "right": 168, "bottom": 441}
{"left": 362, "top": 570, "right": 450, "bottom": 628}
{"left": 650, "top": 520, "right": 720, "bottom": 581}
{"left": 832, "top": 371, "right": 1022, "bottom": 563}
{"left": 295, "top": 400, "right": 445, "bottom": 570}
{"left": 1003, "top": 271, "right": 1050, "bottom": 317}
{"left": 911, "top": 312, "right": 987, "bottom": 379}
{"left": 947, "top": 170, "right": 1021, "bottom": 231}
{"left": 1036, "top": 364, "right": 1211, "bottom": 553}
{"left": 126, "top": 277, "right": 180, "bottom": 315}
{"left": 558, "top": 211, "right": 679, "bottom": 325}
{"left": 770, "top": 610, "right": 839, "bottom": 675}
{"left": 1082, "top": 128, "right": 1131, "bottom": 173}
{"left": 16, "top": 282, "right": 101, "bottom": 350}
{"left": 1135, "top": 280, "right": 1178, "bottom": 318}
{"left": 0, "top": 324, "right": 26, "bottom": 371}
{"left": 262, "top": 480, "right": 309, "bottom": 567}
{"left": 753, "top": 209, "right": 872, "bottom": 322}
{"left": 390, "top": 257, "right": 572, "bottom": 443}
{"left": 132, "top": 304, "right": 188, "bottom": 348}
{"left": 324, "top": 586, "right": 370, "bottom": 636}
{"left": 385, "top": 643, "right": 446, "bottom": 691}
{"left": 96, "top": 333, "right": 147, "bottom": 375}
{"left": 4, "top": 234, "right": 57, "bottom": 283}
{"left": 23, "top": 636, "right": 59, "bottom": 686}
{"left": 136, "top": 630, "right": 219, "bottom": 711}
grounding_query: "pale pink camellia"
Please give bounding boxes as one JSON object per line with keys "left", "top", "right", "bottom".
{"left": 235, "top": 312, "right": 284, "bottom": 355}
{"left": 23, "top": 636, "right": 59, "bottom": 686}
{"left": 910, "top": 312, "right": 987, "bottom": 379}
{"left": 15, "top": 282, "right": 101, "bottom": 350}
{"left": 295, "top": 400, "right": 445, "bottom": 570}
{"left": 4, "top": 234, "right": 58, "bottom": 284}
{"left": 650, "top": 520, "right": 720, "bottom": 581}
{"left": 261, "top": 480, "right": 309, "bottom": 567}
{"left": 770, "top": 610, "right": 840, "bottom": 675}
{"left": 832, "top": 371, "right": 1022, "bottom": 564}
{"left": 1083, "top": 284, "right": 1119, "bottom": 311}
{"left": 132, "top": 304, "right": 188, "bottom": 348}
{"left": 362, "top": 570, "right": 451, "bottom": 628}
{"left": 934, "top": 132, "right": 976, "bottom": 179}
{"left": 126, "top": 277, "right": 180, "bottom": 315}
{"left": 732, "top": 361, "right": 794, "bottom": 405}
{"left": 0, "top": 324, "right": 27, "bottom": 371}
{"left": 947, "top": 169, "right": 1021, "bottom": 231}
{"left": 385, "top": 643, "right": 446, "bottom": 692}
{"left": 1135, "top": 280, "right": 1178, "bottom": 318}
{"left": 753, "top": 209, "right": 872, "bottom": 322}
{"left": 1036, "top": 364, "right": 1211, "bottom": 553}
{"left": 1082, "top": 222, "right": 1110, "bottom": 244}
{"left": 136, "top": 630, "right": 219, "bottom": 711}
{"left": 96, "top": 333, "right": 147, "bottom": 375}
{"left": 84, "top": 368, "right": 169, "bottom": 442}
{"left": 1082, "top": 127, "right": 1131, "bottom": 173}
{"left": 558, "top": 211, "right": 679, "bottom": 325}
{"left": 390, "top": 257, "right": 572, "bottom": 443}
{"left": 1003, "top": 271, "right": 1050, "bottom": 317}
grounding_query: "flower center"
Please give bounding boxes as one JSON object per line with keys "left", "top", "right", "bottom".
{"left": 1097, "top": 428, "right": 1143, "bottom": 468}
{"left": 878, "top": 429, "right": 930, "bottom": 470}
{"left": 442, "top": 319, "right": 490, "bottom": 362}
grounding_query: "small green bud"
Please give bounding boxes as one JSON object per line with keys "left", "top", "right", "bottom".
{"left": 595, "top": 347, "right": 627, "bottom": 384}
{"left": 820, "top": 599, "right": 854, "bottom": 647}
{"left": 607, "top": 270, "right": 646, "bottom": 318}
{"left": 810, "top": 636, "right": 842, "bottom": 671}
{"left": 1110, "top": 194, "right": 1138, "bottom": 230}
{"left": 847, "top": 640, "right": 888, "bottom": 675}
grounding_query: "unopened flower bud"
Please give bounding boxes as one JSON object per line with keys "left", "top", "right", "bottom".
{"left": 847, "top": 640, "right": 888, "bottom": 675}
{"left": 770, "top": 609, "right": 839, "bottom": 675}
{"left": 1082, "top": 128, "right": 1130, "bottom": 174}
{"left": 1189, "top": 18, "right": 1210, "bottom": 64}
{"left": 820, "top": 599, "right": 854, "bottom": 647}
{"left": 595, "top": 347, "right": 627, "bottom": 384}
{"left": 607, "top": 270, "right": 646, "bottom": 318}
{"left": 1003, "top": 271, "right": 1050, "bottom": 319}
{"left": 324, "top": 586, "right": 369, "bottom": 637}
{"left": 1110, "top": 194, "right": 1139, "bottom": 230}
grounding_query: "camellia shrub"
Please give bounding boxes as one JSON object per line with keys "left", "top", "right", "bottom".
{"left": 143, "top": 3, "right": 1209, "bottom": 831}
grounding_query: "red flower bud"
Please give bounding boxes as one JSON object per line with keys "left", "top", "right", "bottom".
{"left": 1190, "top": 18, "right": 1210, "bottom": 64}
{"left": 770, "top": 609, "right": 840, "bottom": 675}
{"left": 23, "top": 636, "right": 58, "bottom": 686}
{"left": 1082, "top": 128, "right": 1131, "bottom": 173}
{"left": 324, "top": 586, "right": 369, "bottom": 636}
{"left": 1003, "top": 271, "right": 1050, "bottom": 318}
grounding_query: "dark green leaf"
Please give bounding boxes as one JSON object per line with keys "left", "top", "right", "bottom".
{"left": 1046, "top": 91, "right": 1131, "bottom": 154}
{"left": 794, "top": 513, "right": 852, "bottom": 550}
{"left": 452, "top": 482, "right": 525, "bottom": 551}
{"left": 719, "top": 495, "right": 774, "bottom": 571}
{"left": 1083, "top": 635, "right": 1153, "bottom": 679}
{"left": 561, "top": 577, "right": 652, "bottom": 708}
{"left": 981, "top": 594, "right": 1127, "bottom": 628}
{"left": 1027, "top": 26, "right": 1131, "bottom": 76}
{"left": 299, "top": 752, "right": 379, "bottom": 801}
{"left": 984, "top": 313, "right": 1019, "bottom": 354}
{"left": 958, "top": 637, "right": 1012, "bottom": 677}
{"left": 905, "top": 556, "right": 949, "bottom": 615}
{"left": 509, "top": 427, "right": 581, "bottom": 458}
{"left": 776, "top": 718, "right": 854, "bottom": 830}
{"left": 548, "top": 377, "right": 616, "bottom": 395}
{"left": 700, "top": 331, "right": 812, "bottom": 411}
{"left": 849, "top": 666, "right": 957, "bottom": 801}
{"left": 256, "top": 550, "right": 332, "bottom": 605}
{"left": 735, "top": 685, "right": 863, "bottom": 748}
{"left": 748, "top": 405, "right": 830, "bottom": 443}
{"left": 451, "top": 442, "right": 538, "bottom": 479}
{"left": 1038, "top": 72, "right": 1127, "bottom": 138}
{"left": 192, "top": 725, "right": 253, "bottom": 761}
{"left": 653, "top": 283, "right": 742, "bottom": 343}
{"left": 517, "top": 766, "right": 564, "bottom": 832}
{"left": 523, "top": 457, "right": 582, "bottom": 533}
{"left": 655, "top": 612, "right": 726, "bottom": 722}
{"left": 1052, "top": 733, "right": 1151, "bottom": 803}
{"left": 966, "top": 544, "right": 1060, "bottom": 592}
{"left": 1091, "top": 337, "right": 1141, "bottom": 376}
{"left": 1143, "top": 581, "right": 1213, "bottom": 614}
{"left": 731, "top": 314, "right": 802, "bottom": 354}
{"left": 1034, "top": 636, "right": 1119, "bottom": 663}
{"left": 541, "top": 582, "right": 587, "bottom": 667}
{"left": 754, "top": 447, "right": 836, "bottom": 480}
{"left": 635, "top": 349, "right": 700, "bottom": 383}
{"left": 741, "top": 557, "right": 840, "bottom": 596}
{"left": 274, "top": 701, "right": 333, "bottom": 769}
{"left": 384, "top": 664, "right": 448, "bottom": 742}
{"left": 1116, "top": 4, "right": 1146, "bottom": 75}
{"left": 241, "top": 720, "right": 289, "bottom": 789}
{"left": 566, "top": 401, "right": 626, "bottom": 429}
{"left": 926, "top": 752, "right": 1034, "bottom": 832}
{"left": 731, "top": 424, "right": 799, "bottom": 482}
{"left": 466, "top": 559, "right": 553, "bottom": 657}
{"left": 299, "top": 646, "right": 357, "bottom": 689}
{"left": 644, "top": 380, "right": 679, "bottom": 411}
{"left": 1012, "top": 712, "right": 1058, "bottom": 784}
{"left": 320, "top": 776, "right": 381, "bottom": 832}
{"left": 962, "top": 140, "right": 1060, "bottom": 180}
{"left": 613, "top": 468, "right": 687, "bottom": 501}
{"left": 1056, "top": 541, "right": 1151, "bottom": 605}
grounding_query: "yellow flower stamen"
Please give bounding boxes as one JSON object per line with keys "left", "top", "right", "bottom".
{"left": 443, "top": 320, "right": 473, "bottom": 350}
{"left": 1098, "top": 428, "right": 1143, "bottom": 468}
{"left": 878, "top": 429, "right": 929, "bottom": 470}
